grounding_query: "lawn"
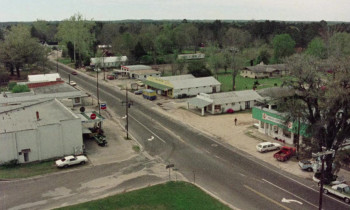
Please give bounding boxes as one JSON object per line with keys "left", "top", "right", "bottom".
{"left": 56, "top": 181, "right": 230, "bottom": 210}
{"left": 218, "top": 72, "right": 285, "bottom": 92}
{"left": 0, "top": 160, "right": 60, "bottom": 179}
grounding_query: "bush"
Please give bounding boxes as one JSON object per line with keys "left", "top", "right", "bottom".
{"left": 140, "top": 55, "right": 153, "bottom": 64}
{"left": 11, "top": 84, "right": 30, "bottom": 93}
{"left": 8, "top": 82, "right": 17, "bottom": 90}
{"left": 1, "top": 159, "right": 19, "bottom": 168}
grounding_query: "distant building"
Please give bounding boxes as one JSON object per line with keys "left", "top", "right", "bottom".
{"left": 187, "top": 90, "right": 263, "bottom": 116}
{"left": 240, "top": 63, "right": 287, "bottom": 79}
{"left": 114, "top": 65, "right": 160, "bottom": 79}
{"left": 27, "top": 73, "right": 63, "bottom": 88}
{"left": 0, "top": 99, "right": 84, "bottom": 164}
{"left": 177, "top": 53, "right": 205, "bottom": 60}
{"left": 90, "top": 56, "right": 128, "bottom": 68}
{"left": 143, "top": 74, "right": 221, "bottom": 98}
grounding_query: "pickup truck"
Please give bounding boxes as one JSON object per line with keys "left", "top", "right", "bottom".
{"left": 298, "top": 160, "right": 314, "bottom": 172}
{"left": 323, "top": 183, "right": 350, "bottom": 203}
{"left": 273, "top": 146, "right": 296, "bottom": 162}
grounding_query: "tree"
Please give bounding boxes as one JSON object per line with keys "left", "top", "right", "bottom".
{"left": 256, "top": 49, "right": 271, "bottom": 65}
{"left": 56, "top": 14, "right": 95, "bottom": 67}
{"left": 305, "top": 37, "right": 327, "bottom": 59}
{"left": 227, "top": 49, "right": 245, "bottom": 91}
{"left": 329, "top": 32, "right": 350, "bottom": 57}
{"left": 223, "top": 28, "right": 251, "bottom": 50}
{"left": 280, "top": 54, "right": 350, "bottom": 184}
{"left": 272, "top": 34, "right": 296, "bottom": 62}
{"left": 187, "top": 60, "right": 212, "bottom": 77}
{"left": 205, "top": 43, "right": 223, "bottom": 78}
{"left": 112, "top": 32, "right": 136, "bottom": 61}
{"left": 0, "top": 25, "right": 47, "bottom": 78}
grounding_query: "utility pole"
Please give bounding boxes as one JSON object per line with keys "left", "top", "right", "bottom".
{"left": 56, "top": 49, "right": 59, "bottom": 72}
{"left": 312, "top": 150, "right": 334, "bottom": 210}
{"left": 122, "top": 84, "right": 133, "bottom": 139}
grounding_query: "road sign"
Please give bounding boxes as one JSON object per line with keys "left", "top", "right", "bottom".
{"left": 166, "top": 164, "right": 174, "bottom": 169}
{"left": 90, "top": 113, "right": 96, "bottom": 120}
{"left": 100, "top": 103, "right": 107, "bottom": 110}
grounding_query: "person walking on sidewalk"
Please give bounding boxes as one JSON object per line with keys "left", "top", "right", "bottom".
{"left": 234, "top": 117, "right": 237, "bottom": 126}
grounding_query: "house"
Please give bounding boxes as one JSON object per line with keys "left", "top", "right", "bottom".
{"left": 0, "top": 99, "right": 84, "bottom": 164}
{"left": 27, "top": 73, "right": 64, "bottom": 88}
{"left": 143, "top": 74, "right": 221, "bottom": 98}
{"left": 240, "top": 63, "right": 287, "bottom": 79}
{"left": 177, "top": 53, "right": 205, "bottom": 60}
{"left": 90, "top": 56, "right": 128, "bottom": 68}
{"left": 114, "top": 65, "right": 160, "bottom": 79}
{"left": 187, "top": 90, "right": 263, "bottom": 116}
{"left": 252, "top": 106, "right": 310, "bottom": 145}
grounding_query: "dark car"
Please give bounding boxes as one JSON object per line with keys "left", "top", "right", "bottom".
{"left": 134, "top": 90, "right": 143, "bottom": 95}
{"left": 71, "top": 71, "right": 78, "bottom": 75}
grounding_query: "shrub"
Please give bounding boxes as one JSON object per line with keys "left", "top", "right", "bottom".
{"left": 8, "top": 82, "right": 17, "bottom": 90}
{"left": 2, "top": 159, "right": 19, "bottom": 168}
{"left": 11, "top": 84, "right": 30, "bottom": 93}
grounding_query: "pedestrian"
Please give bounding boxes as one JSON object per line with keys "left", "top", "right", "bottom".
{"left": 234, "top": 117, "right": 237, "bottom": 126}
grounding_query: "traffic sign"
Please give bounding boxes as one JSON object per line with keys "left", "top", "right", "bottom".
{"left": 90, "top": 113, "right": 96, "bottom": 120}
{"left": 100, "top": 103, "right": 107, "bottom": 110}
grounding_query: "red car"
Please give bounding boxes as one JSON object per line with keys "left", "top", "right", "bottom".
{"left": 71, "top": 71, "right": 78, "bottom": 75}
{"left": 273, "top": 146, "right": 296, "bottom": 162}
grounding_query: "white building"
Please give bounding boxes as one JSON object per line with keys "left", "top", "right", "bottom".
{"left": 187, "top": 90, "right": 263, "bottom": 115}
{"left": 177, "top": 53, "right": 205, "bottom": 60}
{"left": 0, "top": 99, "right": 84, "bottom": 164}
{"left": 90, "top": 56, "right": 128, "bottom": 68}
{"left": 143, "top": 74, "right": 221, "bottom": 98}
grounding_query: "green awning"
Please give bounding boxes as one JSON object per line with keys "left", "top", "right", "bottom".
{"left": 143, "top": 80, "right": 173, "bottom": 91}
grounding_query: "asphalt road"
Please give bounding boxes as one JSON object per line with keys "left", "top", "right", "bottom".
{"left": 1, "top": 62, "right": 349, "bottom": 210}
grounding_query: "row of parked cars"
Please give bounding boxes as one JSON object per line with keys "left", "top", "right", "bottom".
{"left": 256, "top": 141, "right": 350, "bottom": 204}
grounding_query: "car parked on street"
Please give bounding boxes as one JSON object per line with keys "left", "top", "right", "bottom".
{"left": 134, "top": 89, "right": 143, "bottom": 95}
{"left": 323, "top": 183, "right": 350, "bottom": 203}
{"left": 71, "top": 71, "right": 78, "bottom": 75}
{"left": 55, "top": 155, "right": 88, "bottom": 168}
{"left": 69, "top": 81, "right": 77, "bottom": 86}
{"left": 256, "top": 142, "right": 281, "bottom": 153}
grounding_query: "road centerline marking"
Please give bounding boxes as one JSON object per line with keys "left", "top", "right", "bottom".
{"left": 244, "top": 184, "right": 291, "bottom": 210}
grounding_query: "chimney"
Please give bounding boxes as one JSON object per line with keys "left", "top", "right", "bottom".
{"left": 36, "top": 111, "right": 40, "bottom": 121}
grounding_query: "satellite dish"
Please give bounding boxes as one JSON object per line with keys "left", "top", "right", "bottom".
{"left": 80, "top": 107, "right": 85, "bottom": 113}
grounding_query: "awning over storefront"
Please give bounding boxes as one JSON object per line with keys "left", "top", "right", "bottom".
{"left": 187, "top": 97, "right": 213, "bottom": 108}
{"left": 143, "top": 80, "right": 173, "bottom": 91}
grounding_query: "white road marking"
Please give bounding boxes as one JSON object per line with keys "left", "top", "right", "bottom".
{"left": 130, "top": 115, "right": 166, "bottom": 143}
{"left": 262, "top": 179, "right": 317, "bottom": 208}
{"left": 282, "top": 198, "right": 303, "bottom": 205}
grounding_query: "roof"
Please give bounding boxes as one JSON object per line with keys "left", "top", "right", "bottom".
{"left": 209, "top": 90, "right": 263, "bottom": 104}
{"left": 257, "top": 87, "right": 295, "bottom": 99}
{"left": 161, "top": 74, "right": 195, "bottom": 81}
{"left": 143, "top": 80, "right": 172, "bottom": 91}
{"left": 121, "top": 65, "right": 152, "bottom": 71}
{"left": 0, "top": 83, "right": 88, "bottom": 105}
{"left": 0, "top": 99, "right": 79, "bottom": 134}
{"left": 91, "top": 56, "right": 128, "bottom": 64}
{"left": 130, "top": 69, "right": 160, "bottom": 75}
{"left": 244, "top": 64, "right": 286, "bottom": 73}
{"left": 187, "top": 97, "right": 213, "bottom": 108}
{"left": 171, "top": 76, "right": 221, "bottom": 89}
{"left": 28, "top": 73, "right": 61, "bottom": 82}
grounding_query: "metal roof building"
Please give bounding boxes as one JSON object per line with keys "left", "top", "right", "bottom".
{"left": 187, "top": 90, "right": 263, "bottom": 116}
{"left": 143, "top": 75, "right": 221, "bottom": 98}
{"left": 0, "top": 99, "right": 84, "bottom": 164}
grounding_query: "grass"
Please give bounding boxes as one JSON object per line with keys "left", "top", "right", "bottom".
{"left": 58, "top": 58, "right": 72, "bottom": 65}
{"left": 56, "top": 181, "right": 230, "bottom": 210}
{"left": 132, "top": 145, "right": 140, "bottom": 152}
{"left": 218, "top": 72, "right": 285, "bottom": 92}
{"left": 0, "top": 160, "right": 60, "bottom": 179}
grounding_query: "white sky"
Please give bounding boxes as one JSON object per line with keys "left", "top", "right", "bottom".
{"left": 0, "top": 0, "right": 349, "bottom": 22}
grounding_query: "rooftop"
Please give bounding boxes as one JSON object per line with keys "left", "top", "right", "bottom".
{"left": 0, "top": 99, "right": 79, "bottom": 134}
{"left": 28, "top": 73, "right": 61, "bottom": 82}
{"left": 121, "top": 65, "right": 152, "bottom": 71}
{"left": 208, "top": 90, "right": 263, "bottom": 104}
{"left": 171, "top": 76, "right": 221, "bottom": 89}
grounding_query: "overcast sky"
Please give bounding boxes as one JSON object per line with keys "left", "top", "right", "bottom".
{"left": 0, "top": 0, "right": 349, "bottom": 22}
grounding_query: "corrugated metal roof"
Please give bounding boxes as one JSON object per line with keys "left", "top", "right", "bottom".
{"left": 121, "top": 65, "right": 152, "bottom": 71}
{"left": 161, "top": 74, "right": 195, "bottom": 81}
{"left": 209, "top": 90, "right": 263, "bottom": 104}
{"left": 91, "top": 56, "right": 128, "bottom": 64}
{"left": 143, "top": 80, "right": 172, "bottom": 91}
{"left": 244, "top": 64, "right": 286, "bottom": 73}
{"left": 0, "top": 99, "right": 78, "bottom": 134}
{"left": 187, "top": 97, "right": 213, "bottom": 108}
{"left": 28, "top": 73, "right": 60, "bottom": 82}
{"left": 131, "top": 69, "right": 161, "bottom": 75}
{"left": 171, "top": 76, "right": 221, "bottom": 89}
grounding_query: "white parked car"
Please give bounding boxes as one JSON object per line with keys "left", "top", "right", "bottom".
{"left": 55, "top": 155, "right": 88, "bottom": 168}
{"left": 256, "top": 142, "right": 281, "bottom": 153}
{"left": 69, "top": 81, "right": 77, "bottom": 86}
{"left": 323, "top": 183, "right": 350, "bottom": 203}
